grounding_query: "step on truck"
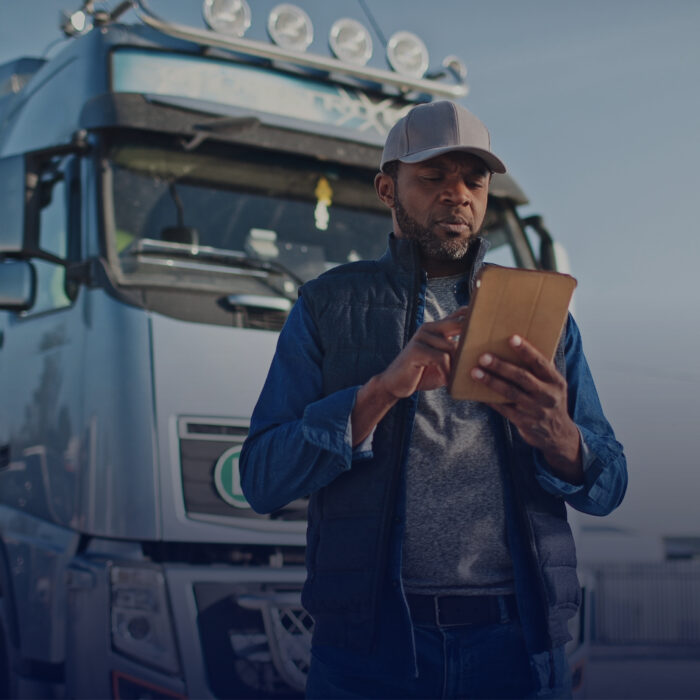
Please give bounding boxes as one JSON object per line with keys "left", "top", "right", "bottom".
{"left": 0, "top": 1, "right": 579, "bottom": 697}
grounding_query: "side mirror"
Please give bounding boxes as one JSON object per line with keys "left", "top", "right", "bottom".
{"left": 0, "top": 259, "right": 36, "bottom": 311}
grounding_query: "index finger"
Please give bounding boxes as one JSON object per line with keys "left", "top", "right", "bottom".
{"left": 429, "top": 306, "right": 469, "bottom": 335}
{"left": 420, "top": 304, "right": 467, "bottom": 327}
{"left": 508, "top": 334, "right": 561, "bottom": 382}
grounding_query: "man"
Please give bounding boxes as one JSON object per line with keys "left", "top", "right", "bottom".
{"left": 240, "top": 101, "right": 627, "bottom": 699}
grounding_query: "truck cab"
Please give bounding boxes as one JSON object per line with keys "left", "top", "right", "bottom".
{"left": 0, "top": 2, "right": 565, "bottom": 697}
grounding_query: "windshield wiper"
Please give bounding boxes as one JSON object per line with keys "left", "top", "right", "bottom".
{"left": 122, "top": 238, "right": 304, "bottom": 291}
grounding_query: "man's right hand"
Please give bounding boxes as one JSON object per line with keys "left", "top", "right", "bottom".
{"left": 351, "top": 307, "right": 467, "bottom": 446}
{"left": 378, "top": 306, "right": 468, "bottom": 398}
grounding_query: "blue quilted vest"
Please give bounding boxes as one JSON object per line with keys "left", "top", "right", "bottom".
{"left": 299, "top": 234, "right": 579, "bottom": 659}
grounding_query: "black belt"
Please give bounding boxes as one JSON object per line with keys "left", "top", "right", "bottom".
{"left": 406, "top": 593, "right": 518, "bottom": 627}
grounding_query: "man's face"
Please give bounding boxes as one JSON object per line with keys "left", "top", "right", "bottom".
{"left": 380, "top": 152, "right": 490, "bottom": 262}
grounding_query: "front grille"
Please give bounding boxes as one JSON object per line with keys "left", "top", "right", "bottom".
{"left": 178, "top": 418, "right": 306, "bottom": 521}
{"left": 195, "top": 583, "right": 311, "bottom": 699}
{"left": 185, "top": 423, "right": 249, "bottom": 438}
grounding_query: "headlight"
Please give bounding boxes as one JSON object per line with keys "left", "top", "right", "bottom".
{"left": 267, "top": 4, "right": 313, "bottom": 52}
{"left": 329, "top": 18, "right": 373, "bottom": 67}
{"left": 202, "top": 0, "right": 252, "bottom": 37}
{"left": 110, "top": 565, "right": 181, "bottom": 675}
{"left": 386, "top": 30, "right": 430, "bottom": 78}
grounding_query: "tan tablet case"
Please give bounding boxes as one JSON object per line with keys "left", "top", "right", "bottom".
{"left": 448, "top": 266, "right": 577, "bottom": 402}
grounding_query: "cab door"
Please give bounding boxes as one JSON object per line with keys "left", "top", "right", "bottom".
{"left": 0, "top": 150, "right": 84, "bottom": 528}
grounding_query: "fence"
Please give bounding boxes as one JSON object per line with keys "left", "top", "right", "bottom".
{"left": 592, "top": 561, "right": 700, "bottom": 645}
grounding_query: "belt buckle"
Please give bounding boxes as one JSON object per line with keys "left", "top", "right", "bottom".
{"left": 434, "top": 594, "right": 462, "bottom": 627}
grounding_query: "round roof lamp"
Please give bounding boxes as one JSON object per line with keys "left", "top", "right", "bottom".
{"left": 267, "top": 4, "right": 313, "bottom": 52}
{"left": 202, "top": 0, "right": 252, "bottom": 37}
{"left": 329, "top": 18, "right": 373, "bottom": 66}
{"left": 387, "top": 30, "right": 430, "bottom": 78}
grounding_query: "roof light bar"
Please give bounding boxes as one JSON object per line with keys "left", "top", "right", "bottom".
{"left": 133, "top": 0, "right": 467, "bottom": 98}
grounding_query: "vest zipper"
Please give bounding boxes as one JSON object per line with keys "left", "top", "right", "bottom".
{"left": 502, "top": 418, "right": 555, "bottom": 676}
{"left": 369, "top": 256, "right": 424, "bottom": 654}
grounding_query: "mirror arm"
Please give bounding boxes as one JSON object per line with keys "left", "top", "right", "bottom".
{"left": 522, "top": 214, "right": 557, "bottom": 271}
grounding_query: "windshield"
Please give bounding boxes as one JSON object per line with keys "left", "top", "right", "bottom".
{"left": 103, "top": 133, "right": 535, "bottom": 313}
{"left": 105, "top": 135, "right": 390, "bottom": 296}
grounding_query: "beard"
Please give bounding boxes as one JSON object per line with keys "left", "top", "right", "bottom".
{"left": 394, "top": 193, "right": 474, "bottom": 261}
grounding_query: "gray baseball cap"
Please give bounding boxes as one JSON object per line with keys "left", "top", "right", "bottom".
{"left": 380, "top": 100, "right": 506, "bottom": 174}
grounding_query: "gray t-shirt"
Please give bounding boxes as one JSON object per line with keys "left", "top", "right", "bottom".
{"left": 401, "top": 274, "right": 515, "bottom": 596}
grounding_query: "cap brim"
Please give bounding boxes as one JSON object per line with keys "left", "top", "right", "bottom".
{"left": 397, "top": 146, "right": 506, "bottom": 174}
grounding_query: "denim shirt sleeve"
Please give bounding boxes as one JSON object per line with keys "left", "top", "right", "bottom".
{"left": 532, "top": 314, "right": 628, "bottom": 516}
{"left": 239, "top": 296, "right": 369, "bottom": 514}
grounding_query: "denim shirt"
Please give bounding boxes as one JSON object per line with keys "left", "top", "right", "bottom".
{"left": 239, "top": 236, "right": 627, "bottom": 690}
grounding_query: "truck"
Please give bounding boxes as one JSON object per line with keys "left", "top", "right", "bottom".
{"left": 0, "top": 1, "right": 580, "bottom": 697}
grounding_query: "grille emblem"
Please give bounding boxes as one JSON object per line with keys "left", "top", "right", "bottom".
{"left": 213, "top": 446, "right": 250, "bottom": 508}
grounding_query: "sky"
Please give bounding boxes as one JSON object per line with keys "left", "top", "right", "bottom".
{"left": 1, "top": 0, "right": 699, "bottom": 554}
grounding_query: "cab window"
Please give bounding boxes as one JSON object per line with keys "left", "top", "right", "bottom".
{"left": 23, "top": 154, "right": 80, "bottom": 316}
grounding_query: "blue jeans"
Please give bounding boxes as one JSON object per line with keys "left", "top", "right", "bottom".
{"left": 306, "top": 620, "right": 544, "bottom": 699}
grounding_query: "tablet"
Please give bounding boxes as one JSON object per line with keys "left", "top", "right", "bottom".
{"left": 448, "top": 265, "right": 577, "bottom": 402}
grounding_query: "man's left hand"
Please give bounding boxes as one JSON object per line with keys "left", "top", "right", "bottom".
{"left": 471, "top": 334, "right": 583, "bottom": 484}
